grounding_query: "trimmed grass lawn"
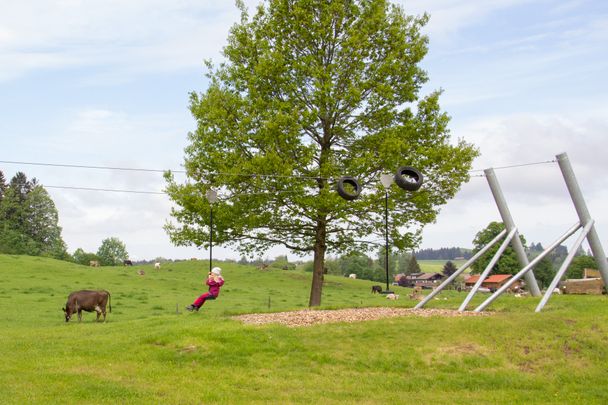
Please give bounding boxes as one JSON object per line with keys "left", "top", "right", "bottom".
{"left": 1, "top": 255, "right": 607, "bottom": 404}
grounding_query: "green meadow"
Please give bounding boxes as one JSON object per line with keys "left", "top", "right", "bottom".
{"left": 1, "top": 254, "right": 607, "bottom": 404}
{"left": 419, "top": 259, "right": 468, "bottom": 273}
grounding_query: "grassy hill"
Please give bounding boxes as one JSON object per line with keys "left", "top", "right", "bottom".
{"left": 1, "top": 254, "right": 607, "bottom": 404}
{"left": 419, "top": 259, "right": 468, "bottom": 273}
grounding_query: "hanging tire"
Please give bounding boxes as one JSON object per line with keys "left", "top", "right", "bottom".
{"left": 394, "top": 166, "right": 423, "bottom": 191}
{"left": 336, "top": 176, "right": 361, "bottom": 201}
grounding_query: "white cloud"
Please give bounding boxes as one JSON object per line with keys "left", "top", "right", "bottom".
{"left": 421, "top": 111, "right": 608, "bottom": 250}
{"left": 398, "top": 0, "right": 534, "bottom": 39}
{"left": 0, "top": 0, "right": 263, "bottom": 82}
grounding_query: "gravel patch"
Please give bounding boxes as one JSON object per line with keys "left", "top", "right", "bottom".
{"left": 233, "top": 307, "right": 489, "bottom": 327}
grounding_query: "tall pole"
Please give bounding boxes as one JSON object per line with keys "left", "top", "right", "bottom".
{"left": 485, "top": 168, "right": 541, "bottom": 296}
{"left": 209, "top": 206, "right": 213, "bottom": 274}
{"left": 205, "top": 188, "right": 218, "bottom": 274}
{"left": 556, "top": 152, "right": 608, "bottom": 288}
{"left": 384, "top": 190, "right": 390, "bottom": 292}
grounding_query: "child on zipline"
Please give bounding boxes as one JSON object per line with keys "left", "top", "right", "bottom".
{"left": 186, "top": 267, "right": 224, "bottom": 312}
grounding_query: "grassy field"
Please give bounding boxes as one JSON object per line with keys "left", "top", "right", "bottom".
{"left": 419, "top": 259, "right": 467, "bottom": 273}
{"left": 1, "top": 254, "right": 607, "bottom": 404}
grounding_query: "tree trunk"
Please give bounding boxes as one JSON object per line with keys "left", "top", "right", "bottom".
{"left": 308, "top": 219, "right": 327, "bottom": 307}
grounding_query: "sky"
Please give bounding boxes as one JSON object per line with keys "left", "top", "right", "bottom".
{"left": 1, "top": 0, "right": 607, "bottom": 261}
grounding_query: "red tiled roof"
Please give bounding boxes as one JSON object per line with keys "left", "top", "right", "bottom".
{"left": 486, "top": 274, "right": 512, "bottom": 283}
{"left": 465, "top": 274, "right": 512, "bottom": 284}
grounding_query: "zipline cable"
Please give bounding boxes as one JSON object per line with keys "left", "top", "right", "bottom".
{"left": 1, "top": 158, "right": 558, "bottom": 179}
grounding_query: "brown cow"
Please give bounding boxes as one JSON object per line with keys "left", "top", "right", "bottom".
{"left": 62, "top": 290, "right": 111, "bottom": 322}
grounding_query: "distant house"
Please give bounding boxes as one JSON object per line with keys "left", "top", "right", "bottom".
{"left": 561, "top": 278, "right": 604, "bottom": 295}
{"left": 560, "top": 268, "right": 605, "bottom": 295}
{"left": 397, "top": 272, "right": 444, "bottom": 288}
{"left": 465, "top": 274, "right": 520, "bottom": 291}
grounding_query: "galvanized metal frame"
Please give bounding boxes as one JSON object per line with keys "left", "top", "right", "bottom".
{"left": 414, "top": 229, "right": 507, "bottom": 309}
{"left": 417, "top": 152, "right": 607, "bottom": 313}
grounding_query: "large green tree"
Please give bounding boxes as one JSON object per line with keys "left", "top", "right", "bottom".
{"left": 0, "top": 172, "right": 67, "bottom": 258}
{"left": 165, "top": 0, "right": 478, "bottom": 306}
{"left": 471, "top": 222, "right": 527, "bottom": 275}
{"left": 96, "top": 237, "right": 129, "bottom": 266}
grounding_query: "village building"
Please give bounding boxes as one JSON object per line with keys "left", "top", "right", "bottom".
{"left": 464, "top": 274, "right": 522, "bottom": 292}
{"left": 396, "top": 272, "right": 444, "bottom": 288}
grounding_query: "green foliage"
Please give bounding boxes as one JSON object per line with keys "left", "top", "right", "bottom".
{"left": 0, "top": 171, "right": 67, "bottom": 259}
{"left": 96, "top": 237, "right": 129, "bottom": 266}
{"left": 471, "top": 222, "right": 525, "bottom": 275}
{"left": 338, "top": 251, "right": 384, "bottom": 282}
{"left": 72, "top": 248, "right": 100, "bottom": 266}
{"left": 532, "top": 257, "right": 556, "bottom": 289}
{"left": 165, "top": 0, "right": 478, "bottom": 305}
{"left": 406, "top": 254, "right": 422, "bottom": 274}
{"left": 566, "top": 255, "right": 598, "bottom": 279}
{"left": 269, "top": 255, "right": 295, "bottom": 270}
{"left": 442, "top": 260, "right": 457, "bottom": 277}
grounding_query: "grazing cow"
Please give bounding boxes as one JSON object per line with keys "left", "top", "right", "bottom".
{"left": 386, "top": 293, "right": 400, "bottom": 300}
{"left": 89, "top": 260, "right": 99, "bottom": 267}
{"left": 123, "top": 260, "right": 133, "bottom": 266}
{"left": 62, "top": 290, "right": 111, "bottom": 322}
{"left": 349, "top": 274, "right": 357, "bottom": 279}
{"left": 154, "top": 262, "right": 161, "bottom": 270}
{"left": 371, "top": 285, "right": 382, "bottom": 294}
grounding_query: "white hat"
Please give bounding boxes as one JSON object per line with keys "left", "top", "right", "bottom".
{"left": 211, "top": 267, "right": 222, "bottom": 276}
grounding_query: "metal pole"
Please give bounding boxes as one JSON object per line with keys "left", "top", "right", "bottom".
{"left": 485, "top": 168, "right": 541, "bottom": 296}
{"left": 535, "top": 220, "right": 594, "bottom": 312}
{"left": 556, "top": 152, "right": 608, "bottom": 289}
{"left": 474, "top": 222, "right": 582, "bottom": 312}
{"left": 209, "top": 206, "right": 213, "bottom": 274}
{"left": 458, "top": 229, "right": 517, "bottom": 312}
{"left": 384, "top": 190, "right": 390, "bottom": 293}
{"left": 415, "top": 229, "right": 508, "bottom": 309}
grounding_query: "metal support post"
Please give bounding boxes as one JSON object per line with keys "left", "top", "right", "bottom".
{"left": 474, "top": 222, "right": 582, "bottom": 312}
{"left": 384, "top": 190, "right": 391, "bottom": 293}
{"left": 535, "top": 220, "right": 594, "bottom": 312}
{"left": 458, "top": 228, "right": 517, "bottom": 312}
{"left": 556, "top": 152, "right": 608, "bottom": 289}
{"left": 415, "top": 229, "right": 508, "bottom": 309}
{"left": 485, "top": 168, "right": 541, "bottom": 296}
{"left": 209, "top": 206, "right": 214, "bottom": 274}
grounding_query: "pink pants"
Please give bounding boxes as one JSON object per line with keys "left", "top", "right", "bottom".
{"left": 193, "top": 292, "right": 217, "bottom": 307}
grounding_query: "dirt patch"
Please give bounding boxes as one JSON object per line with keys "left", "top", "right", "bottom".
{"left": 233, "top": 307, "right": 489, "bottom": 327}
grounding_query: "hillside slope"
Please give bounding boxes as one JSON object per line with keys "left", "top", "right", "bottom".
{"left": 1, "top": 255, "right": 607, "bottom": 404}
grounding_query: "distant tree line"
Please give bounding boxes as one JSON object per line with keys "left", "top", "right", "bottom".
{"left": 0, "top": 171, "right": 69, "bottom": 259}
{"left": 414, "top": 247, "right": 473, "bottom": 260}
{"left": 249, "top": 248, "right": 423, "bottom": 283}
{"left": 0, "top": 170, "right": 131, "bottom": 266}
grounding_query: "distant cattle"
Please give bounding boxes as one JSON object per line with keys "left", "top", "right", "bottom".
{"left": 371, "top": 285, "right": 382, "bottom": 294}
{"left": 123, "top": 260, "right": 133, "bottom": 266}
{"left": 62, "top": 290, "right": 111, "bottom": 322}
{"left": 154, "top": 262, "right": 161, "bottom": 270}
{"left": 386, "top": 293, "right": 400, "bottom": 300}
{"left": 349, "top": 274, "right": 357, "bottom": 279}
{"left": 89, "top": 260, "right": 99, "bottom": 267}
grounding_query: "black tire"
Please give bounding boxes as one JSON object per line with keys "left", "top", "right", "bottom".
{"left": 336, "top": 176, "right": 361, "bottom": 201}
{"left": 394, "top": 166, "right": 423, "bottom": 191}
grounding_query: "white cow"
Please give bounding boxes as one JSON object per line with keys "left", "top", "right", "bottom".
{"left": 386, "top": 293, "right": 400, "bottom": 300}
{"left": 348, "top": 274, "right": 357, "bottom": 279}
{"left": 154, "top": 262, "right": 161, "bottom": 270}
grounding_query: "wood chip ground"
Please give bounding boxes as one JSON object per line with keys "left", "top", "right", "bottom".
{"left": 233, "top": 307, "right": 488, "bottom": 327}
